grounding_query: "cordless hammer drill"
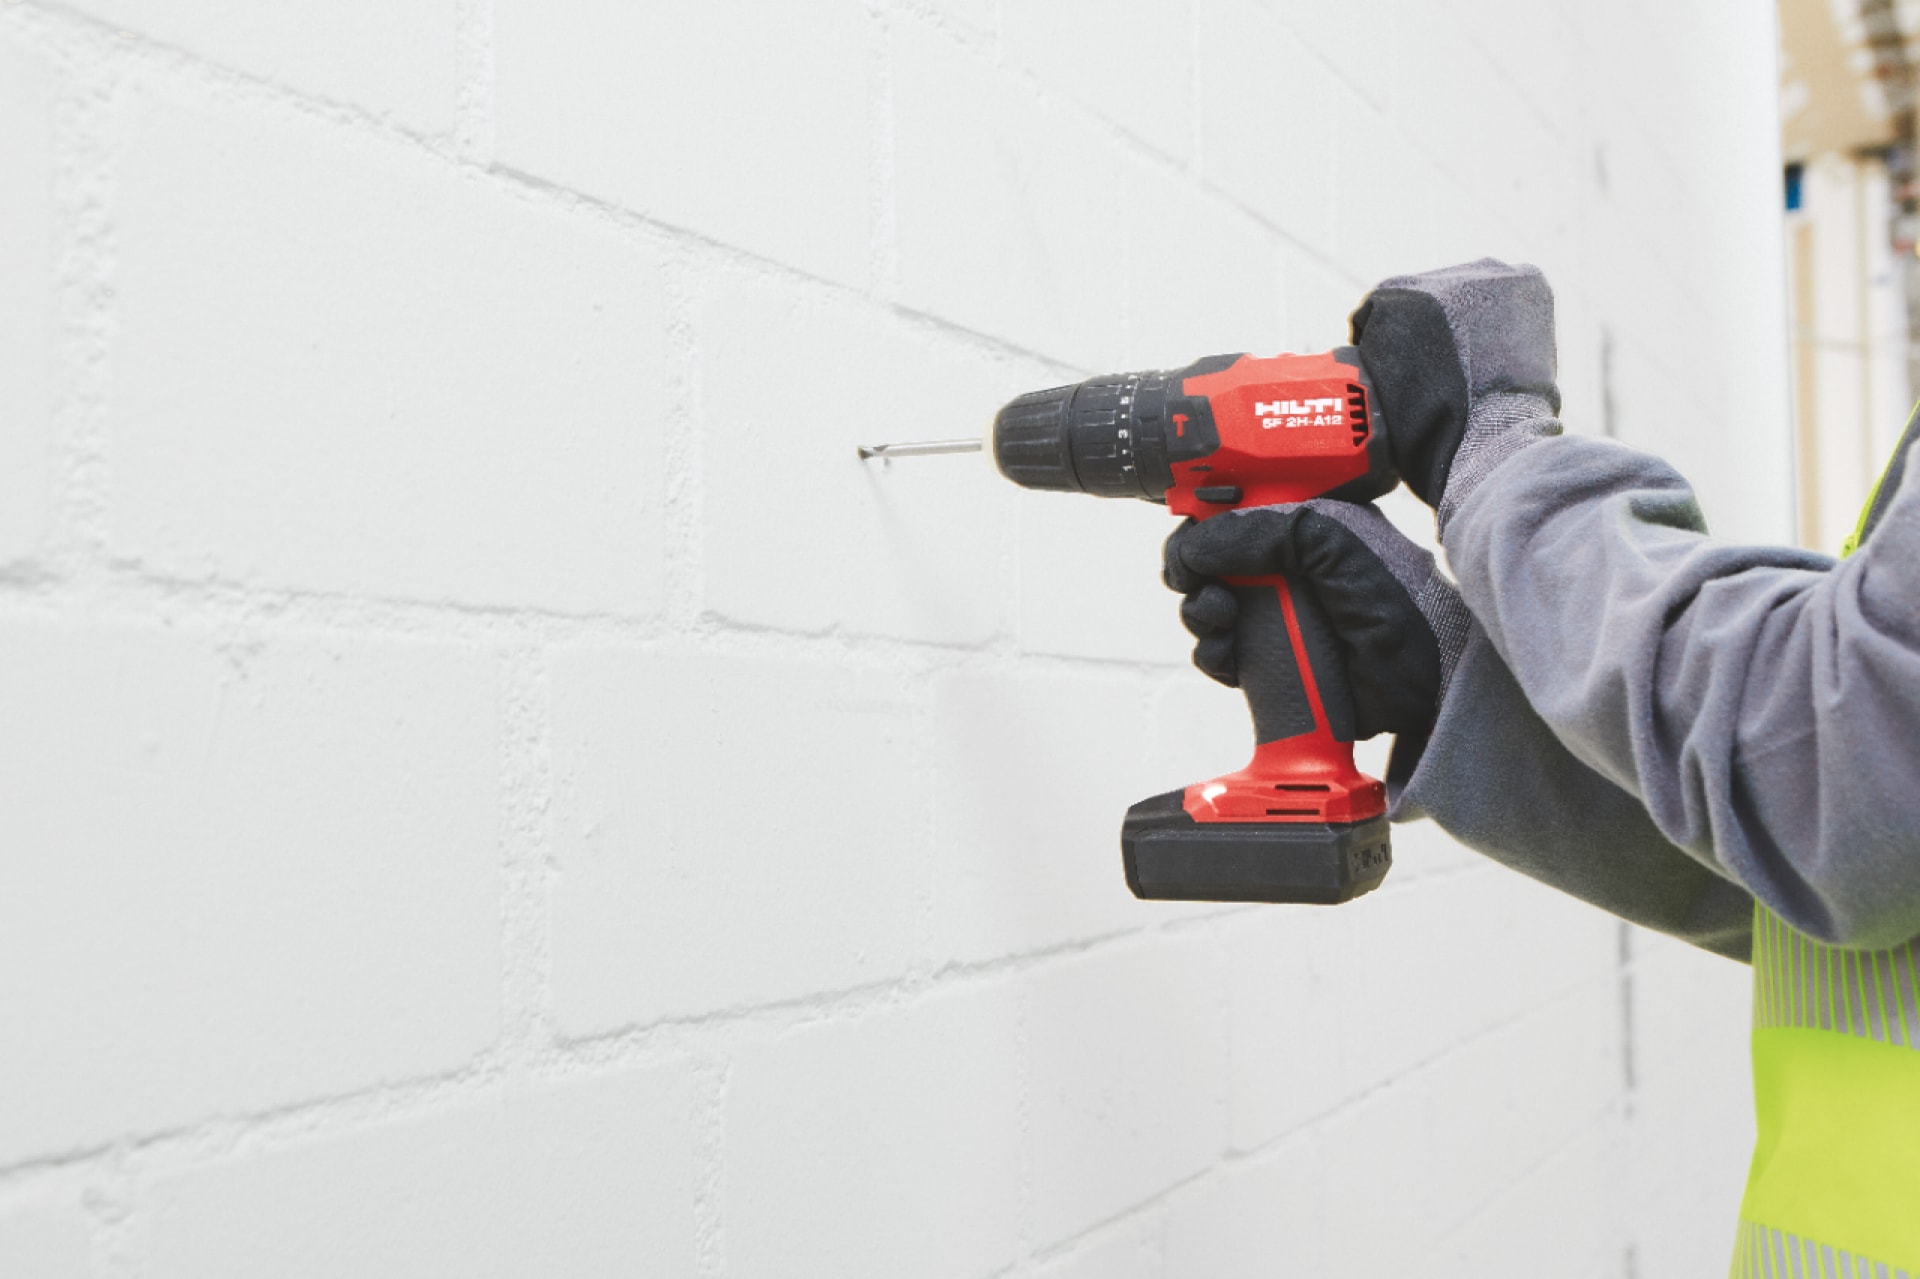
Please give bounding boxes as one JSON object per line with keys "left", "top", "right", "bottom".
{"left": 988, "top": 349, "right": 1399, "bottom": 905}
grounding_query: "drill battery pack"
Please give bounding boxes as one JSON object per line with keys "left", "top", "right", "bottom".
{"left": 1122, "top": 790, "right": 1391, "bottom": 904}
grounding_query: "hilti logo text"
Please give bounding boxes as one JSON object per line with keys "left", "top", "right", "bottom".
{"left": 1254, "top": 398, "right": 1345, "bottom": 429}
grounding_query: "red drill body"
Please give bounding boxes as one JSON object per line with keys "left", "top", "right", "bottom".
{"left": 990, "top": 347, "right": 1397, "bottom": 904}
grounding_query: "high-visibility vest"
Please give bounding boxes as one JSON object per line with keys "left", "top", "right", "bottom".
{"left": 1732, "top": 431, "right": 1920, "bottom": 1277}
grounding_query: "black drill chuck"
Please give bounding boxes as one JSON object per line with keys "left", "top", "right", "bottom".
{"left": 990, "top": 375, "right": 1179, "bottom": 500}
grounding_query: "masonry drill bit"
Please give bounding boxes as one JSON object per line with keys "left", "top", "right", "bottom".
{"left": 856, "top": 438, "right": 984, "bottom": 460}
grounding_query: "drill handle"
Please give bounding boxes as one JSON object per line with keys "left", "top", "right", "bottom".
{"left": 1118, "top": 569, "right": 1389, "bottom": 904}
{"left": 1226, "top": 573, "right": 1356, "bottom": 748}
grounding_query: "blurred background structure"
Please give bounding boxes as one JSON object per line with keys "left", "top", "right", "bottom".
{"left": 0, "top": 2, "right": 1888, "bottom": 1277}
{"left": 1780, "top": 0, "right": 1920, "bottom": 550}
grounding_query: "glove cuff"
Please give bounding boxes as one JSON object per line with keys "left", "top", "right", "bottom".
{"left": 1435, "top": 391, "right": 1562, "bottom": 537}
{"left": 1411, "top": 574, "right": 1469, "bottom": 706}
{"left": 1383, "top": 577, "right": 1471, "bottom": 820}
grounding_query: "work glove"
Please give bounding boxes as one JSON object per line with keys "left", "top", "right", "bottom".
{"left": 1162, "top": 500, "right": 1469, "bottom": 739}
{"left": 1350, "top": 258, "right": 1563, "bottom": 532}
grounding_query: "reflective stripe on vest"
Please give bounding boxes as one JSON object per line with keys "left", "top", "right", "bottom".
{"left": 1731, "top": 1218, "right": 1918, "bottom": 1279}
{"left": 1736, "top": 912, "right": 1920, "bottom": 1270}
{"left": 1734, "top": 417, "right": 1920, "bottom": 1275}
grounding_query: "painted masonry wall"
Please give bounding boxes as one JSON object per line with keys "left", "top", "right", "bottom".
{"left": 0, "top": 2, "right": 1791, "bottom": 1276}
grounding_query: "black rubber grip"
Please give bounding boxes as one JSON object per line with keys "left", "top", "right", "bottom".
{"left": 1229, "top": 576, "right": 1356, "bottom": 745}
{"left": 1288, "top": 579, "right": 1357, "bottom": 743}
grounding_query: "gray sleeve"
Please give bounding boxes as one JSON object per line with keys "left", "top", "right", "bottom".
{"left": 1388, "top": 623, "right": 1756, "bottom": 963}
{"left": 1440, "top": 434, "right": 1920, "bottom": 949}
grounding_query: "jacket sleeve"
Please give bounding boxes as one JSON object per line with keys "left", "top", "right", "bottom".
{"left": 1388, "top": 620, "right": 1756, "bottom": 962}
{"left": 1435, "top": 434, "right": 1920, "bottom": 949}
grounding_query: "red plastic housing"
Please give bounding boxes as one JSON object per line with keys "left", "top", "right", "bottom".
{"left": 1169, "top": 352, "right": 1387, "bottom": 827}
{"left": 1168, "top": 351, "right": 1375, "bottom": 515}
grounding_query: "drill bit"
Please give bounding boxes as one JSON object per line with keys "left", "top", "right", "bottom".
{"left": 856, "top": 438, "right": 983, "bottom": 460}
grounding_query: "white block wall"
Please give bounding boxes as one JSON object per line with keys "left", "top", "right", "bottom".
{"left": 0, "top": 2, "right": 1788, "bottom": 1275}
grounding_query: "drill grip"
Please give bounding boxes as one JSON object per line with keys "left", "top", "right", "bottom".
{"left": 1226, "top": 574, "right": 1355, "bottom": 745}
{"left": 1117, "top": 570, "right": 1388, "bottom": 904}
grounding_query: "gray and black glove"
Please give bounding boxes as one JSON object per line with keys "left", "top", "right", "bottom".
{"left": 1349, "top": 258, "right": 1562, "bottom": 531}
{"left": 1163, "top": 500, "right": 1469, "bottom": 739}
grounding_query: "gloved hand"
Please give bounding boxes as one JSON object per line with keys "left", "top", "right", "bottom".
{"left": 1163, "top": 499, "right": 1469, "bottom": 739}
{"left": 1349, "top": 258, "right": 1562, "bottom": 531}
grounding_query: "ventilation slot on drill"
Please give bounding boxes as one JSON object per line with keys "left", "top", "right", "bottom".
{"left": 1274, "top": 783, "right": 1331, "bottom": 792}
{"left": 1266, "top": 808, "right": 1319, "bottom": 816}
{"left": 1347, "top": 383, "right": 1368, "bottom": 448}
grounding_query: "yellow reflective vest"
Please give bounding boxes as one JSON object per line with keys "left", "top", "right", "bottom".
{"left": 1732, "top": 463, "right": 1920, "bottom": 1277}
